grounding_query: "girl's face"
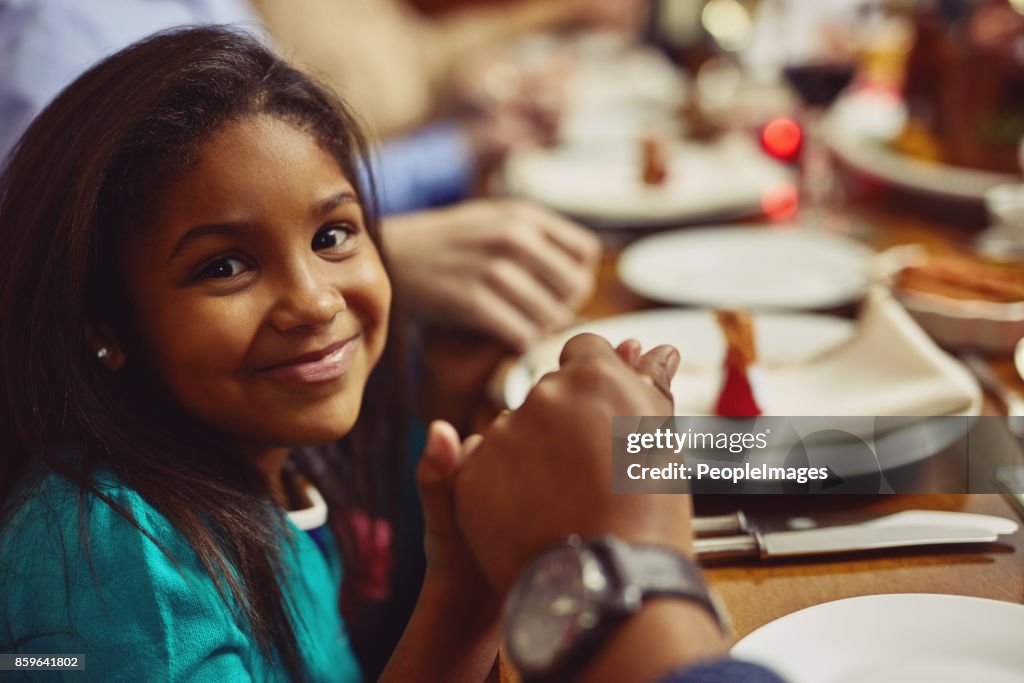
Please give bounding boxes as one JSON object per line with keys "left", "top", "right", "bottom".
{"left": 120, "top": 115, "right": 390, "bottom": 450}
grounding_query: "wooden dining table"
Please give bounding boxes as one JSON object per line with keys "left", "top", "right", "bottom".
{"left": 421, "top": 191, "right": 1024, "bottom": 675}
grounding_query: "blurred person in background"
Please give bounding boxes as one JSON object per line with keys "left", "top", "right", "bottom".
{"left": 253, "top": 0, "right": 648, "bottom": 138}
{"left": 253, "top": 0, "right": 650, "bottom": 213}
{"left": 0, "top": 0, "right": 601, "bottom": 354}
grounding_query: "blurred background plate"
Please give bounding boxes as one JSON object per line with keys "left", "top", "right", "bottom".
{"left": 827, "top": 93, "right": 1019, "bottom": 203}
{"left": 1016, "top": 338, "right": 1024, "bottom": 382}
{"left": 732, "top": 594, "right": 1024, "bottom": 683}
{"left": 884, "top": 244, "right": 1024, "bottom": 354}
{"left": 617, "top": 226, "right": 871, "bottom": 309}
{"left": 501, "top": 133, "right": 792, "bottom": 228}
{"left": 893, "top": 288, "right": 1024, "bottom": 354}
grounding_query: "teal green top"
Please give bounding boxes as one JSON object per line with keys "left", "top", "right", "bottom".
{"left": 0, "top": 469, "right": 363, "bottom": 682}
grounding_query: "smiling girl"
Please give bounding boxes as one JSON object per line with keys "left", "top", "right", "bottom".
{"left": 0, "top": 27, "right": 500, "bottom": 682}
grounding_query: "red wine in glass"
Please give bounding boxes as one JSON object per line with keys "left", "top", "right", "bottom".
{"left": 781, "top": 60, "right": 857, "bottom": 234}
{"left": 782, "top": 62, "right": 856, "bottom": 108}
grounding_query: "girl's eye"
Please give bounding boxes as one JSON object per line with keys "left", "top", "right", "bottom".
{"left": 312, "top": 225, "right": 355, "bottom": 252}
{"left": 196, "top": 256, "right": 249, "bottom": 281}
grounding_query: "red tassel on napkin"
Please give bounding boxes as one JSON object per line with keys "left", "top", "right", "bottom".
{"left": 714, "top": 310, "right": 763, "bottom": 417}
{"left": 715, "top": 363, "right": 762, "bottom": 416}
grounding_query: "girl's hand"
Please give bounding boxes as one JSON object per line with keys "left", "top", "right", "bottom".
{"left": 381, "top": 421, "right": 501, "bottom": 682}
{"left": 416, "top": 420, "right": 496, "bottom": 604}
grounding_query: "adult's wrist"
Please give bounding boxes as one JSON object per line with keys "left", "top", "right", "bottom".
{"left": 577, "top": 598, "right": 727, "bottom": 683}
{"left": 504, "top": 535, "right": 727, "bottom": 682}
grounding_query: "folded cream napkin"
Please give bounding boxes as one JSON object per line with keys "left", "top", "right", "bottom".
{"left": 762, "top": 287, "right": 980, "bottom": 416}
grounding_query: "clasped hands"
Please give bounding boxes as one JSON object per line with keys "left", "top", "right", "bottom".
{"left": 416, "top": 332, "right": 690, "bottom": 616}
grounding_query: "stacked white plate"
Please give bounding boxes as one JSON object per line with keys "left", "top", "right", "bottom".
{"left": 732, "top": 594, "right": 1024, "bottom": 683}
{"left": 503, "top": 135, "right": 793, "bottom": 228}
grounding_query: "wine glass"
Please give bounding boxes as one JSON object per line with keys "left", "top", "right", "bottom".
{"left": 773, "top": 0, "right": 874, "bottom": 232}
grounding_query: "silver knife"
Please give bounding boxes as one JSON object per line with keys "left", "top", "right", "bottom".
{"left": 695, "top": 521, "right": 1000, "bottom": 560}
{"left": 693, "top": 509, "right": 1018, "bottom": 537}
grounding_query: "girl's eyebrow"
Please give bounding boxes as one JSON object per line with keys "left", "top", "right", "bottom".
{"left": 313, "top": 190, "right": 358, "bottom": 216}
{"left": 169, "top": 222, "right": 247, "bottom": 262}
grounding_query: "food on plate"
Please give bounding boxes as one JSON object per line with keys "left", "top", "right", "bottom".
{"left": 894, "top": 251, "right": 1024, "bottom": 303}
{"left": 893, "top": 1, "right": 1024, "bottom": 174}
{"left": 714, "top": 309, "right": 763, "bottom": 416}
{"left": 639, "top": 133, "right": 670, "bottom": 186}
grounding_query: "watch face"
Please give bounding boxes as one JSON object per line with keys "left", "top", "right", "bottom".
{"left": 506, "top": 544, "right": 603, "bottom": 674}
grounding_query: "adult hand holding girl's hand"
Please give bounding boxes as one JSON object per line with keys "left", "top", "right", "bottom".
{"left": 453, "top": 333, "right": 689, "bottom": 593}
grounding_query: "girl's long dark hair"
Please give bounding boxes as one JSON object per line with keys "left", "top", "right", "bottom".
{"left": 0, "top": 27, "right": 407, "bottom": 679}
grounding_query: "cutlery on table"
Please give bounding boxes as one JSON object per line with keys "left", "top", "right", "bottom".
{"left": 692, "top": 510, "right": 1017, "bottom": 561}
{"left": 694, "top": 509, "right": 1019, "bottom": 537}
{"left": 692, "top": 512, "right": 751, "bottom": 537}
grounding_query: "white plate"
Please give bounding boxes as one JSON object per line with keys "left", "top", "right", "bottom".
{"left": 504, "top": 305, "right": 982, "bottom": 476}
{"left": 893, "top": 287, "right": 1024, "bottom": 354}
{"left": 732, "top": 594, "right": 1024, "bottom": 683}
{"left": 617, "top": 226, "right": 872, "bottom": 309}
{"left": 1016, "top": 338, "right": 1024, "bottom": 382}
{"left": 502, "top": 134, "right": 793, "bottom": 228}
{"left": 827, "top": 92, "right": 1019, "bottom": 203}
{"left": 503, "top": 308, "right": 855, "bottom": 411}
{"left": 883, "top": 244, "right": 1024, "bottom": 354}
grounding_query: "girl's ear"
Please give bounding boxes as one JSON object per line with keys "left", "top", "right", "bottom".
{"left": 85, "top": 322, "right": 127, "bottom": 371}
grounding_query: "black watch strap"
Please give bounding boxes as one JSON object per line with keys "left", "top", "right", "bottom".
{"left": 598, "top": 536, "right": 726, "bottom": 630}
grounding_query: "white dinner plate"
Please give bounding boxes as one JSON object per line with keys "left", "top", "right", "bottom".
{"left": 617, "top": 226, "right": 872, "bottom": 309}
{"left": 503, "top": 305, "right": 982, "bottom": 477}
{"left": 502, "top": 134, "right": 793, "bottom": 228}
{"left": 826, "top": 92, "right": 1019, "bottom": 203}
{"left": 503, "top": 308, "right": 856, "bottom": 411}
{"left": 732, "top": 594, "right": 1024, "bottom": 683}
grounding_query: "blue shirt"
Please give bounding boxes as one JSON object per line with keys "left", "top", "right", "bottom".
{"left": 0, "top": 467, "right": 362, "bottom": 682}
{"left": 661, "top": 659, "right": 787, "bottom": 683}
{"left": 369, "top": 121, "right": 474, "bottom": 214}
{"left": 0, "top": 0, "right": 473, "bottom": 214}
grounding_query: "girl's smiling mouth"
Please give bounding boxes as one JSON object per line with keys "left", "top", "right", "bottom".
{"left": 256, "top": 335, "right": 360, "bottom": 384}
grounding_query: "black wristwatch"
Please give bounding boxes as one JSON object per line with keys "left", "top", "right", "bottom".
{"left": 504, "top": 535, "right": 726, "bottom": 683}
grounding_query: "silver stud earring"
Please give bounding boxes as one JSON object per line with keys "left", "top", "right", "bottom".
{"left": 96, "top": 347, "right": 110, "bottom": 361}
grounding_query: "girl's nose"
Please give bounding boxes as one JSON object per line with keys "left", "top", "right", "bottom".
{"left": 267, "top": 262, "right": 346, "bottom": 332}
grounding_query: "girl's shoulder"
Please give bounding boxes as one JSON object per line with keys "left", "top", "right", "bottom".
{"left": 0, "top": 466, "right": 199, "bottom": 582}
{"left": 0, "top": 467, "right": 259, "bottom": 679}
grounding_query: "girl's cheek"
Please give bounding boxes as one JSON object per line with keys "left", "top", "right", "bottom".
{"left": 353, "top": 253, "right": 392, "bottom": 318}
{"left": 157, "top": 296, "right": 258, "bottom": 367}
